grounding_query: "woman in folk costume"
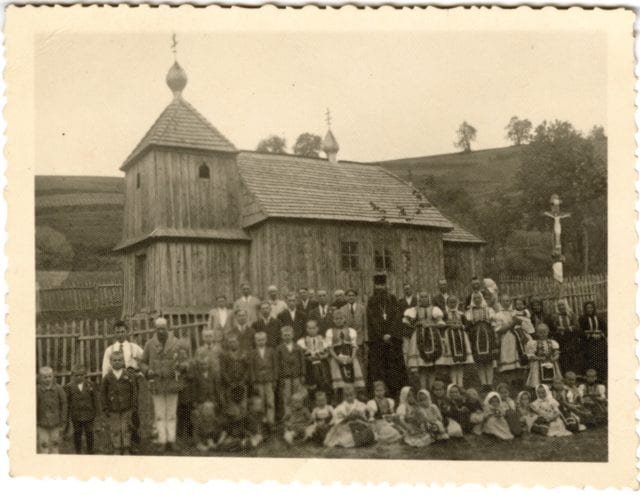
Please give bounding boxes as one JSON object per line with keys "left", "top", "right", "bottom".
{"left": 482, "top": 278, "right": 500, "bottom": 311}
{"left": 481, "top": 392, "right": 514, "bottom": 440}
{"left": 494, "top": 294, "right": 530, "bottom": 387}
{"left": 529, "top": 297, "right": 554, "bottom": 333}
{"left": 365, "top": 380, "right": 402, "bottom": 444}
{"left": 404, "top": 291, "right": 440, "bottom": 390}
{"left": 552, "top": 299, "right": 583, "bottom": 375}
{"left": 465, "top": 292, "right": 498, "bottom": 388}
{"left": 394, "top": 386, "right": 435, "bottom": 447}
{"left": 530, "top": 384, "right": 572, "bottom": 437}
{"left": 443, "top": 295, "right": 474, "bottom": 387}
{"left": 579, "top": 301, "right": 607, "bottom": 381}
{"left": 324, "top": 384, "right": 375, "bottom": 448}
{"left": 325, "top": 312, "right": 365, "bottom": 400}
{"left": 525, "top": 323, "right": 561, "bottom": 388}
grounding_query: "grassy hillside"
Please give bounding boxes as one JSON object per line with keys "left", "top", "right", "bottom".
{"left": 35, "top": 176, "right": 125, "bottom": 272}
{"left": 374, "top": 145, "right": 523, "bottom": 203}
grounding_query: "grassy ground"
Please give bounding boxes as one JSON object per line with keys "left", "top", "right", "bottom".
{"left": 59, "top": 378, "right": 607, "bottom": 462}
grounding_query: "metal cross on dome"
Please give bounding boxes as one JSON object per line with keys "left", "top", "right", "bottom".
{"left": 171, "top": 33, "right": 178, "bottom": 59}
{"left": 325, "top": 108, "right": 332, "bottom": 129}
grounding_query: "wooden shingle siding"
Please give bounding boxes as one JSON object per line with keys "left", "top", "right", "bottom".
{"left": 121, "top": 240, "right": 250, "bottom": 316}
{"left": 443, "top": 243, "right": 485, "bottom": 290}
{"left": 121, "top": 148, "right": 244, "bottom": 247}
{"left": 247, "top": 219, "right": 444, "bottom": 297}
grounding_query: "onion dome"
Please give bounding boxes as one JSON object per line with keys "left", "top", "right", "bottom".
{"left": 322, "top": 129, "right": 340, "bottom": 154}
{"left": 166, "top": 61, "right": 188, "bottom": 97}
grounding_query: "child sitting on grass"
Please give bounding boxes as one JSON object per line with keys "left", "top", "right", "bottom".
{"left": 366, "top": 380, "right": 402, "bottom": 444}
{"left": 308, "top": 390, "right": 334, "bottom": 444}
{"left": 191, "top": 400, "right": 226, "bottom": 452}
{"left": 324, "top": 384, "right": 374, "bottom": 448}
{"left": 244, "top": 395, "right": 267, "bottom": 448}
{"left": 481, "top": 392, "right": 514, "bottom": 440}
{"left": 283, "top": 392, "right": 313, "bottom": 445}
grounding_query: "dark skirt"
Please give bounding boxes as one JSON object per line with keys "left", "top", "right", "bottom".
{"left": 470, "top": 321, "right": 497, "bottom": 365}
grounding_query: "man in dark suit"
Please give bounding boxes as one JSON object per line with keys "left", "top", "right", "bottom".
{"left": 397, "top": 283, "right": 418, "bottom": 314}
{"left": 296, "top": 287, "right": 318, "bottom": 314}
{"left": 252, "top": 301, "right": 281, "bottom": 348}
{"left": 308, "top": 289, "right": 333, "bottom": 333}
{"left": 431, "top": 279, "right": 450, "bottom": 317}
{"left": 278, "top": 294, "right": 307, "bottom": 341}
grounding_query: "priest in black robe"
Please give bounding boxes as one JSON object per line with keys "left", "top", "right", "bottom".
{"left": 366, "top": 275, "right": 406, "bottom": 400}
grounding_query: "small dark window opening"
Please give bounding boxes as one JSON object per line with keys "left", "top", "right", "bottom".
{"left": 341, "top": 241, "right": 359, "bottom": 271}
{"left": 135, "top": 253, "right": 147, "bottom": 308}
{"left": 444, "top": 250, "right": 458, "bottom": 281}
{"left": 374, "top": 248, "right": 393, "bottom": 272}
{"left": 199, "top": 163, "right": 210, "bottom": 179}
{"left": 136, "top": 172, "right": 141, "bottom": 189}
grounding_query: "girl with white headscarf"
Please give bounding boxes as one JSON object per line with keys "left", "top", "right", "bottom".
{"left": 394, "top": 386, "right": 433, "bottom": 447}
{"left": 530, "top": 384, "right": 572, "bottom": 437}
{"left": 481, "top": 392, "right": 514, "bottom": 440}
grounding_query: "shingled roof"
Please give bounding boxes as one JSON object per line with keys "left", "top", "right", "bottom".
{"left": 120, "top": 96, "right": 236, "bottom": 171}
{"left": 442, "top": 221, "right": 485, "bottom": 244}
{"left": 237, "top": 152, "right": 454, "bottom": 230}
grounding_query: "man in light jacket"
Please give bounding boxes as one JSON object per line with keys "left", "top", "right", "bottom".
{"left": 233, "top": 282, "right": 261, "bottom": 325}
{"left": 139, "top": 317, "right": 188, "bottom": 452}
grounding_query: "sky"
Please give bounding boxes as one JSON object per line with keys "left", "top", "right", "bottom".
{"left": 35, "top": 31, "right": 606, "bottom": 176}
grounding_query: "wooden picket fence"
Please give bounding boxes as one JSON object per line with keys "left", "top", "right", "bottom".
{"left": 37, "top": 283, "right": 123, "bottom": 313}
{"left": 35, "top": 311, "right": 210, "bottom": 384}
{"left": 449, "top": 273, "right": 606, "bottom": 315}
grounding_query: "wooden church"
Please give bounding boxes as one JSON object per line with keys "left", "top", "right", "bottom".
{"left": 115, "top": 60, "right": 484, "bottom": 317}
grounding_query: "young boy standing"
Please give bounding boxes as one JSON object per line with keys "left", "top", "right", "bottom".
{"left": 248, "top": 331, "right": 278, "bottom": 427}
{"left": 276, "top": 326, "right": 306, "bottom": 417}
{"left": 64, "top": 365, "right": 100, "bottom": 454}
{"left": 36, "top": 366, "right": 67, "bottom": 454}
{"left": 101, "top": 351, "right": 138, "bottom": 454}
{"left": 220, "top": 333, "right": 249, "bottom": 406}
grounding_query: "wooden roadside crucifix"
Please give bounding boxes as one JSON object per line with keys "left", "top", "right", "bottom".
{"left": 543, "top": 194, "right": 571, "bottom": 285}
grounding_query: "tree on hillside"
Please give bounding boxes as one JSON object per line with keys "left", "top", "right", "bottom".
{"left": 516, "top": 120, "right": 606, "bottom": 274}
{"left": 588, "top": 125, "right": 607, "bottom": 141}
{"left": 256, "top": 135, "right": 287, "bottom": 154}
{"left": 454, "top": 121, "right": 477, "bottom": 152}
{"left": 36, "top": 226, "right": 74, "bottom": 270}
{"left": 292, "top": 133, "right": 322, "bottom": 158}
{"left": 505, "top": 116, "right": 533, "bottom": 146}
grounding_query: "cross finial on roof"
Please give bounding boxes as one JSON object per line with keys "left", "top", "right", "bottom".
{"left": 325, "top": 108, "right": 332, "bottom": 129}
{"left": 171, "top": 33, "right": 178, "bottom": 60}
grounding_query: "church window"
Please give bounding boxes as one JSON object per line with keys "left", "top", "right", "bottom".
{"left": 374, "top": 248, "right": 393, "bottom": 272}
{"left": 341, "top": 241, "right": 359, "bottom": 271}
{"left": 199, "top": 162, "right": 210, "bottom": 179}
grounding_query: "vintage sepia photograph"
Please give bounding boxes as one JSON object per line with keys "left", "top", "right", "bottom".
{"left": 7, "top": 8, "right": 632, "bottom": 482}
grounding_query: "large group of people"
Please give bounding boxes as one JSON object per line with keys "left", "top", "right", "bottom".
{"left": 35, "top": 275, "right": 608, "bottom": 455}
